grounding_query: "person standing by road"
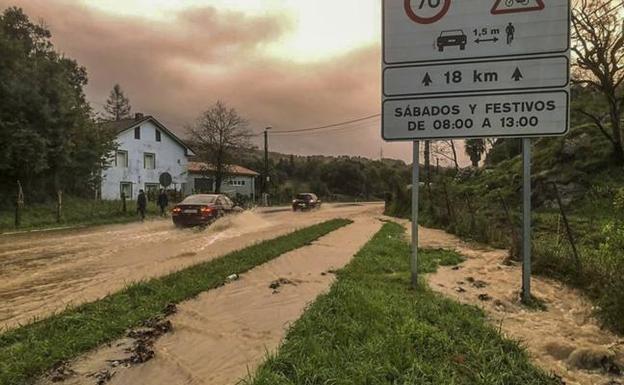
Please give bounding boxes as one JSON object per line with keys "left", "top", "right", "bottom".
{"left": 157, "top": 189, "right": 169, "bottom": 217}
{"left": 137, "top": 189, "right": 147, "bottom": 221}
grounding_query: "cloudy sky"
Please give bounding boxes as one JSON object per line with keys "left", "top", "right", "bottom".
{"left": 1, "top": 0, "right": 461, "bottom": 163}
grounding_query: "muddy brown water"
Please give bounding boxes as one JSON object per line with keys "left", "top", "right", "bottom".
{"left": 406, "top": 223, "right": 624, "bottom": 385}
{"left": 0, "top": 203, "right": 383, "bottom": 332}
{"left": 38, "top": 214, "right": 383, "bottom": 385}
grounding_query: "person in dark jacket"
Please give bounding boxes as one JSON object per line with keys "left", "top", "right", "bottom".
{"left": 137, "top": 189, "right": 147, "bottom": 221}
{"left": 157, "top": 189, "right": 169, "bottom": 216}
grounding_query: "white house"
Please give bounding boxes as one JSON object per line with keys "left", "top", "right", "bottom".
{"left": 99, "top": 114, "right": 194, "bottom": 200}
{"left": 186, "top": 162, "right": 259, "bottom": 200}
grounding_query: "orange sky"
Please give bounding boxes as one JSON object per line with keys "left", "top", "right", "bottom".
{"left": 0, "top": 0, "right": 464, "bottom": 164}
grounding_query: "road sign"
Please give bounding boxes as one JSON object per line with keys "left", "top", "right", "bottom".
{"left": 382, "top": 0, "right": 570, "bottom": 140}
{"left": 384, "top": 0, "right": 569, "bottom": 65}
{"left": 383, "top": 91, "right": 568, "bottom": 140}
{"left": 159, "top": 172, "right": 173, "bottom": 188}
{"left": 384, "top": 56, "right": 569, "bottom": 97}
{"left": 382, "top": 0, "right": 571, "bottom": 300}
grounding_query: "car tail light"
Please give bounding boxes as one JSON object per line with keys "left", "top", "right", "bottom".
{"left": 200, "top": 206, "right": 214, "bottom": 215}
{"left": 172, "top": 207, "right": 182, "bottom": 215}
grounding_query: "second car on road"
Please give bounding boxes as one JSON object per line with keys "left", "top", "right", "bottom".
{"left": 292, "top": 193, "right": 322, "bottom": 212}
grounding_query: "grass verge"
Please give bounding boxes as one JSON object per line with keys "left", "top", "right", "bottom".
{"left": 248, "top": 222, "right": 558, "bottom": 385}
{"left": 0, "top": 197, "right": 165, "bottom": 233}
{"left": 0, "top": 218, "right": 352, "bottom": 385}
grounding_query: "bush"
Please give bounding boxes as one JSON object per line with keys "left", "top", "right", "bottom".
{"left": 594, "top": 221, "right": 624, "bottom": 333}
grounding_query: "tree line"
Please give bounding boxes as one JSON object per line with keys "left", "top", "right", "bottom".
{"left": 0, "top": 7, "right": 116, "bottom": 206}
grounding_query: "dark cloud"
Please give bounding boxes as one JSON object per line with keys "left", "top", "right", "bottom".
{"left": 0, "top": 0, "right": 419, "bottom": 161}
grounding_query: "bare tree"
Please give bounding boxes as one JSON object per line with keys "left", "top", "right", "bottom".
{"left": 104, "top": 84, "right": 132, "bottom": 121}
{"left": 431, "top": 140, "right": 460, "bottom": 171}
{"left": 572, "top": 0, "right": 624, "bottom": 161}
{"left": 188, "top": 101, "right": 252, "bottom": 193}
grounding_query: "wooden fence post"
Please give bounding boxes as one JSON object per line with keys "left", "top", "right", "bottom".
{"left": 550, "top": 182, "right": 582, "bottom": 275}
{"left": 498, "top": 190, "right": 520, "bottom": 261}
{"left": 56, "top": 190, "right": 63, "bottom": 223}
{"left": 15, "top": 180, "right": 24, "bottom": 228}
{"left": 442, "top": 181, "right": 454, "bottom": 225}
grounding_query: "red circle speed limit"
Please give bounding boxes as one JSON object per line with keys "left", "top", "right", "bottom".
{"left": 404, "top": 0, "right": 451, "bottom": 24}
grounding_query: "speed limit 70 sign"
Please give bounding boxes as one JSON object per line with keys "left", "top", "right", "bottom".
{"left": 382, "top": 0, "right": 570, "bottom": 140}
{"left": 404, "top": 0, "right": 451, "bottom": 24}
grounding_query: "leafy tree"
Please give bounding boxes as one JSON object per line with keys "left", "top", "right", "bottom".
{"left": 0, "top": 7, "right": 114, "bottom": 203}
{"left": 572, "top": 0, "right": 624, "bottom": 162}
{"left": 464, "top": 139, "right": 486, "bottom": 168}
{"left": 104, "top": 84, "right": 132, "bottom": 121}
{"left": 188, "top": 101, "right": 252, "bottom": 193}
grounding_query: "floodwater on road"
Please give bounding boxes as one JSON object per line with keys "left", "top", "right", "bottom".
{"left": 0, "top": 203, "right": 383, "bottom": 332}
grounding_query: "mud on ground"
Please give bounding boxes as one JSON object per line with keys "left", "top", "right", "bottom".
{"left": 413, "top": 224, "right": 624, "bottom": 385}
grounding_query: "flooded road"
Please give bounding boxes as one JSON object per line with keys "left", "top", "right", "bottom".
{"left": 0, "top": 203, "right": 383, "bottom": 331}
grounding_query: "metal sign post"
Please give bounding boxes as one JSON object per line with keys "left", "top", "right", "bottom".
{"left": 522, "top": 138, "right": 532, "bottom": 301}
{"left": 382, "top": 0, "right": 570, "bottom": 294}
{"left": 411, "top": 141, "right": 420, "bottom": 288}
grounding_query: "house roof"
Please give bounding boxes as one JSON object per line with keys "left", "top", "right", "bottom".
{"left": 99, "top": 114, "right": 195, "bottom": 155}
{"left": 187, "top": 161, "right": 260, "bottom": 177}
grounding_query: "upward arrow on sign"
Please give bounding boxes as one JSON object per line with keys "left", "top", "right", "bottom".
{"left": 512, "top": 67, "right": 523, "bottom": 81}
{"left": 491, "top": 0, "right": 545, "bottom": 14}
{"left": 422, "top": 72, "right": 432, "bottom": 86}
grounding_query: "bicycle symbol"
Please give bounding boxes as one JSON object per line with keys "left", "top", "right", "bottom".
{"left": 505, "top": 0, "right": 530, "bottom": 6}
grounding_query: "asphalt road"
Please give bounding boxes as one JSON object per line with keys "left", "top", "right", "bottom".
{"left": 0, "top": 203, "right": 383, "bottom": 331}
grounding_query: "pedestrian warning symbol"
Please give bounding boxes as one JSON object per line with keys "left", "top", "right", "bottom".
{"left": 491, "top": 0, "right": 545, "bottom": 14}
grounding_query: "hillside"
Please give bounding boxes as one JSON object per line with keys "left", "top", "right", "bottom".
{"left": 235, "top": 150, "right": 411, "bottom": 203}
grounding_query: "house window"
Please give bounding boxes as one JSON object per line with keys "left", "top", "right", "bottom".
{"left": 155, "top": 130, "right": 161, "bottom": 142}
{"left": 134, "top": 126, "right": 141, "bottom": 140}
{"left": 144, "top": 153, "right": 156, "bottom": 169}
{"left": 115, "top": 150, "right": 128, "bottom": 168}
{"left": 120, "top": 182, "right": 133, "bottom": 199}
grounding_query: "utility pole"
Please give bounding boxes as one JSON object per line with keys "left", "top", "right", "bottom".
{"left": 263, "top": 126, "right": 272, "bottom": 206}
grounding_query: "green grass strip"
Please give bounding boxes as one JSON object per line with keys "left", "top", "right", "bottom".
{"left": 0, "top": 218, "right": 352, "bottom": 385}
{"left": 248, "top": 222, "right": 558, "bottom": 385}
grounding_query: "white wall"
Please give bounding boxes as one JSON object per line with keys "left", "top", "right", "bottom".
{"left": 186, "top": 173, "right": 256, "bottom": 199}
{"left": 101, "top": 120, "right": 189, "bottom": 200}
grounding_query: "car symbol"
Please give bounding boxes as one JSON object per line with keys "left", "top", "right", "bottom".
{"left": 437, "top": 30, "right": 467, "bottom": 52}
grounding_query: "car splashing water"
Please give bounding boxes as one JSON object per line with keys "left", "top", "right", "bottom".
{"left": 191, "top": 210, "right": 273, "bottom": 252}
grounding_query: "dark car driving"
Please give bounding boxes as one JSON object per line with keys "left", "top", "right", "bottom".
{"left": 437, "top": 30, "right": 467, "bottom": 52}
{"left": 172, "top": 194, "right": 238, "bottom": 227}
{"left": 292, "top": 193, "right": 322, "bottom": 211}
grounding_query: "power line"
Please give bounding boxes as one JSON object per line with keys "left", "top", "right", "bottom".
{"left": 271, "top": 119, "right": 381, "bottom": 137}
{"left": 270, "top": 114, "right": 381, "bottom": 134}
